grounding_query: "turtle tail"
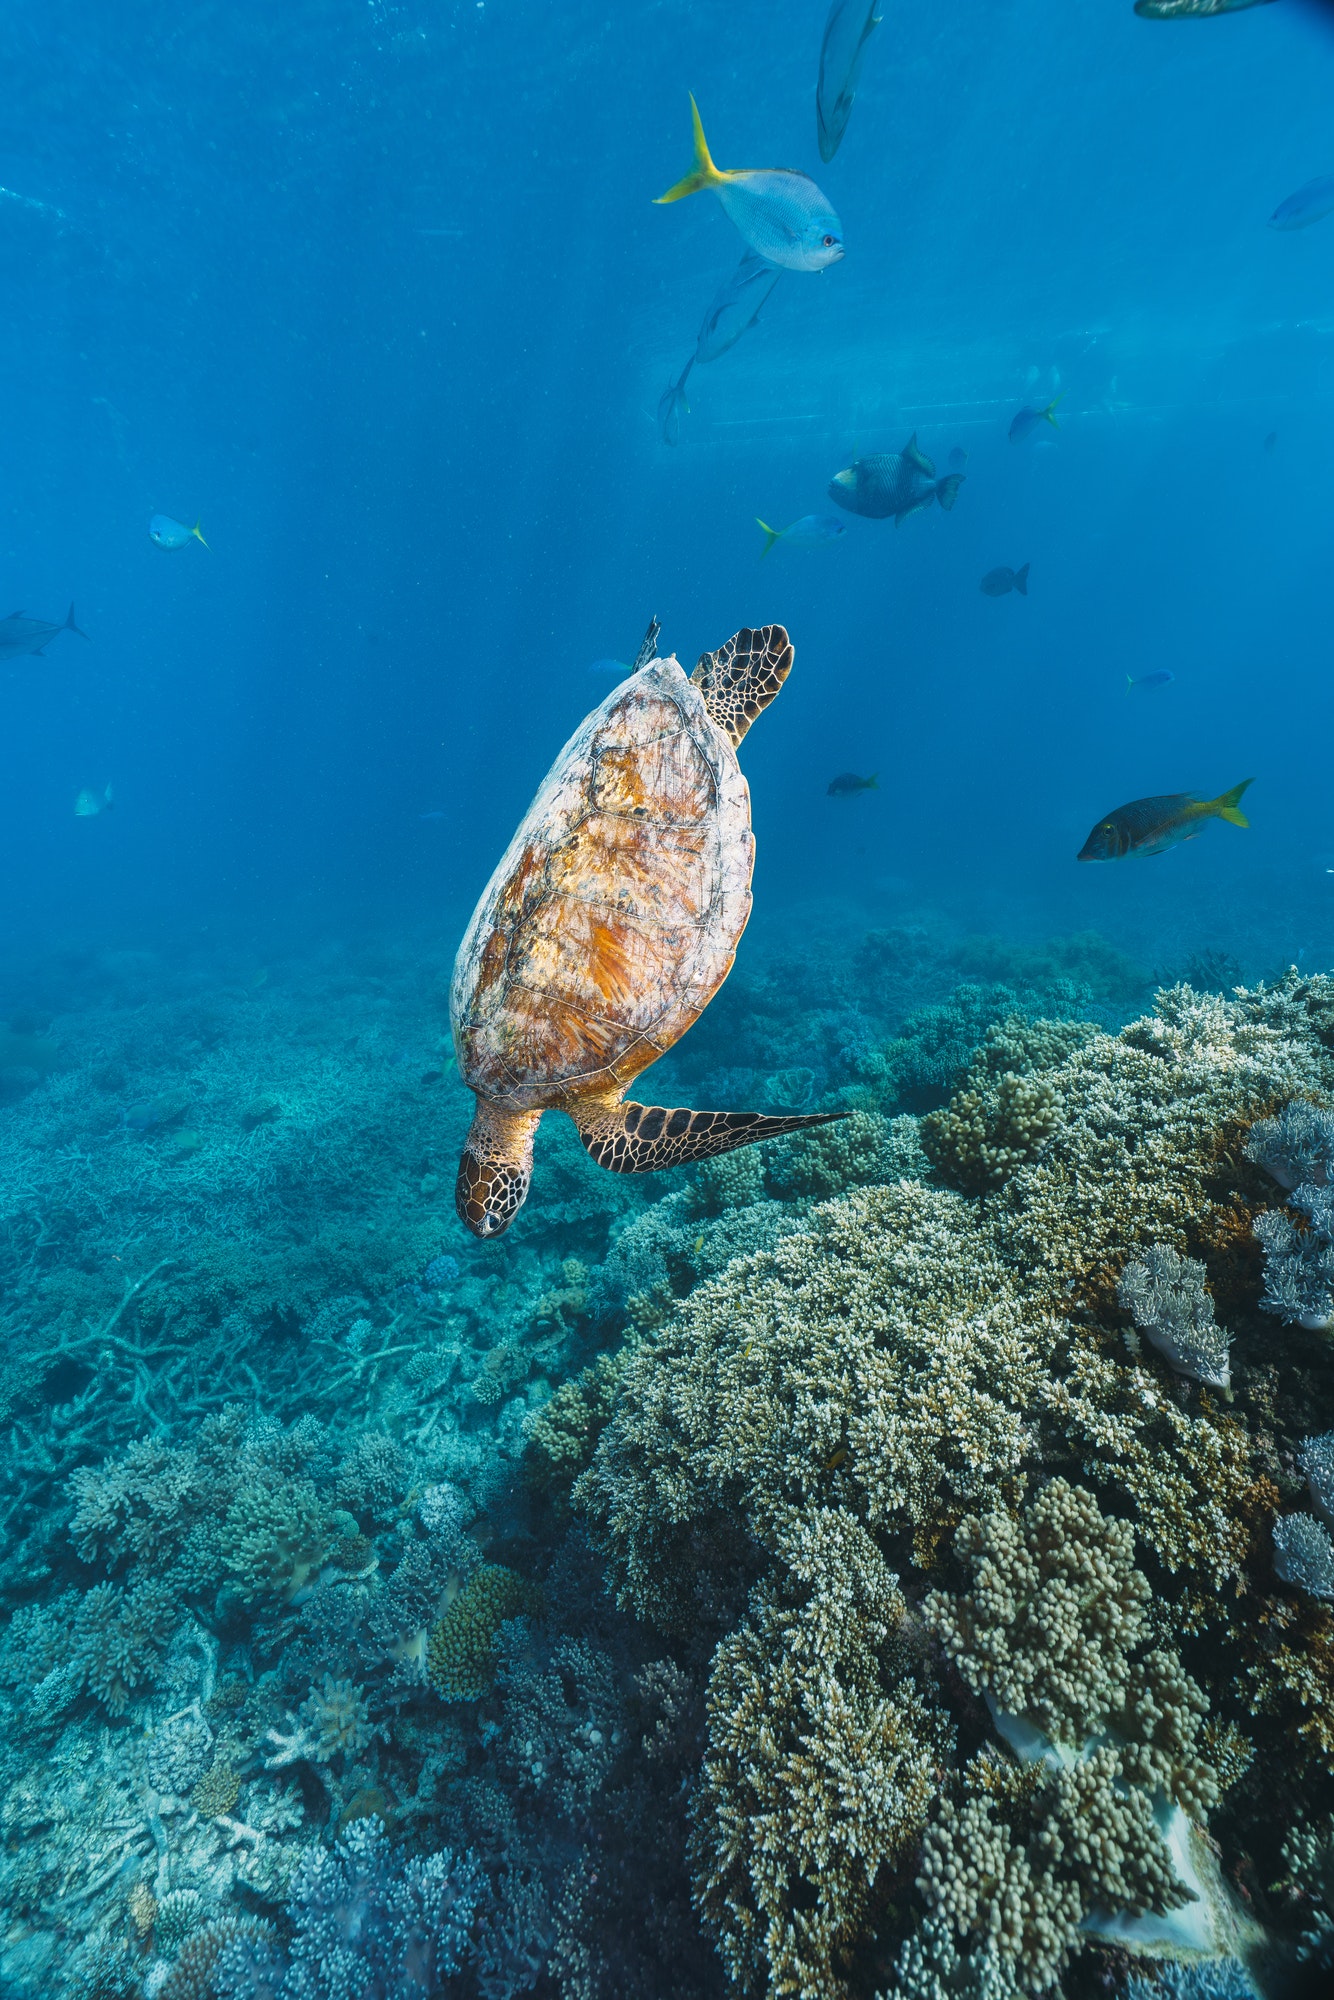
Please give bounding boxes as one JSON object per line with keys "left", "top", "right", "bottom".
{"left": 570, "top": 1100, "right": 844, "bottom": 1174}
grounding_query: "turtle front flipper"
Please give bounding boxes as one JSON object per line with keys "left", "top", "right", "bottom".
{"left": 690, "top": 624, "right": 794, "bottom": 746}
{"left": 570, "top": 1099, "right": 843, "bottom": 1174}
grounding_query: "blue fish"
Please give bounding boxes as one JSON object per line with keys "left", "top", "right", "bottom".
{"left": 1270, "top": 174, "right": 1334, "bottom": 231}
{"left": 150, "top": 513, "right": 208, "bottom": 550}
{"left": 656, "top": 97, "right": 844, "bottom": 273}
{"left": 695, "top": 251, "right": 783, "bottom": 363}
{"left": 757, "top": 514, "right": 847, "bottom": 556}
{"left": 586, "top": 658, "right": 630, "bottom": 678}
{"left": 1127, "top": 670, "right": 1175, "bottom": 692}
{"left": 658, "top": 361, "right": 692, "bottom": 445}
{"left": 1009, "top": 396, "right": 1063, "bottom": 444}
{"left": 816, "top": 1, "right": 882, "bottom": 163}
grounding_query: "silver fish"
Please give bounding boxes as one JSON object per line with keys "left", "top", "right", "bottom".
{"left": 658, "top": 360, "right": 693, "bottom": 445}
{"left": 74, "top": 783, "right": 113, "bottom": 818}
{"left": 657, "top": 96, "right": 843, "bottom": 273}
{"left": 0, "top": 603, "right": 87, "bottom": 662}
{"left": 695, "top": 251, "right": 783, "bottom": 364}
{"left": 828, "top": 435, "right": 964, "bottom": 524}
{"left": 817, "top": 1, "right": 882, "bottom": 163}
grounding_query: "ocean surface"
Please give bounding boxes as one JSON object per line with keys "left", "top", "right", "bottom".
{"left": 3, "top": 4, "right": 1334, "bottom": 1996}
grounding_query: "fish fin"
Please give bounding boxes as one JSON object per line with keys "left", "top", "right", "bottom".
{"left": 7, "top": 610, "right": 22, "bottom": 619}
{"left": 935, "top": 474, "right": 964, "bottom": 512}
{"left": 902, "top": 432, "right": 935, "bottom": 475}
{"left": 571, "top": 1099, "right": 844, "bottom": 1174}
{"left": 191, "top": 520, "right": 209, "bottom": 548}
{"left": 1210, "top": 778, "right": 1253, "bottom": 828}
{"left": 655, "top": 94, "right": 732, "bottom": 203}
{"left": 64, "top": 602, "right": 89, "bottom": 639}
{"left": 756, "top": 519, "right": 781, "bottom": 557}
{"left": 1126, "top": 676, "right": 1134, "bottom": 693}
{"left": 1044, "top": 394, "right": 1064, "bottom": 429}
{"left": 104, "top": 784, "right": 114, "bottom": 808}
{"left": 866, "top": 775, "right": 879, "bottom": 789}
{"left": 1013, "top": 562, "right": 1029, "bottom": 594}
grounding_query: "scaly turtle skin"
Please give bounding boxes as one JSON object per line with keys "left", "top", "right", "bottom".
{"left": 450, "top": 623, "right": 841, "bottom": 1236}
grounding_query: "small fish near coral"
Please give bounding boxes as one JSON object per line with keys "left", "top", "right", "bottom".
{"left": 0, "top": 602, "right": 87, "bottom": 662}
{"left": 827, "top": 771, "right": 878, "bottom": 796}
{"left": 149, "top": 513, "right": 208, "bottom": 549}
{"left": 655, "top": 95, "right": 844, "bottom": 273}
{"left": 816, "top": 0, "right": 882, "bottom": 162}
{"left": 74, "top": 783, "right": 113, "bottom": 817}
{"left": 757, "top": 514, "right": 847, "bottom": 556}
{"left": 828, "top": 436, "right": 965, "bottom": 523}
{"left": 1009, "top": 395, "right": 1063, "bottom": 444}
{"left": 980, "top": 563, "right": 1029, "bottom": 597}
{"left": 449, "top": 623, "right": 842, "bottom": 1237}
{"left": 1078, "top": 780, "right": 1252, "bottom": 860}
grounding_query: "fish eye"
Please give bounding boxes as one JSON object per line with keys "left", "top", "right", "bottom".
{"left": 822, "top": 235, "right": 836, "bottom": 247}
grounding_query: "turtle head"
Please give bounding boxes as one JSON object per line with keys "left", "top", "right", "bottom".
{"left": 455, "top": 1102, "right": 541, "bottom": 1239}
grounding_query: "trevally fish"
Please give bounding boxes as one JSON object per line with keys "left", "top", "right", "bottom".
{"left": 816, "top": 1, "right": 882, "bottom": 164}
{"left": 0, "top": 603, "right": 87, "bottom": 661}
{"left": 1009, "top": 395, "right": 1063, "bottom": 444}
{"left": 828, "top": 771, "right": 878, "bottom": 796}
{"left": 658, "top": 360, "right": 693, "bottom": 446}
{"left": 828, "top": 435, "right": 964, "bottom": 524}
{"left": 695, "top": 250, "right": 783, "bottom": 363}
{"left": 1078, "top": 781, "right": 1251, "bottom": 861}
{"left": 1127, "top": 670, "right": 1175, "bottom": 692}
{"left": 656, "top": 96, "right": 844, "bottom": 273}
{"left": 980, "top": 563, "right": 1029, "bottom": 597}
{"left": 149, "top": 514, "right": 208, "bottom": 550}
{"left": 1135, "top": 0, "right": 1276, "bottom": 15}
{"left": 74, "top": 783, "right": 113, "bottom": 817}
{"left": 757, "top": 514, "right": 847, "bottom": 556}
{"left": 1270, "top": 174, "right": 1334, "bottom": 231}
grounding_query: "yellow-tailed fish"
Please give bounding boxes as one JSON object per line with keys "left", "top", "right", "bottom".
{"left": 656, "top": 96, "right": 844, "bottom": 273}
{"left": 1078, "top": 780, "right": 1252, "bottom": 861}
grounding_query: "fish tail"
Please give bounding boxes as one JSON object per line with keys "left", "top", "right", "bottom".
{"left": 1126, "top": 675, "right": 1134, "bottom": 694}
{"left": 756, "top": 518, "right": 781, "bottom": 557}
{"left": 1210, "top": 778, "right": 1253, "bottom": 828}
{"left": 104, "top": 783, "right": 114, "bottom": 808}
{"left": 866, "top": 774, "right": 879, "bottom": 789}
{"left": 935, "top": 473, "right": 964, "bottom": 512}
{"left": 192, "top": 520, "right": 209, "bottom": 548}
{"left": 1044, "top": 394, "right": 1064, "bottom": 429}
{"left": 655, "top": 94, "right": 730, "bottom": 202}
{"left": 64, "top": 602, "right": 89, "bottom": 639}
{"left": 1013, "top": 562, "right": 1029, "bottom": 595}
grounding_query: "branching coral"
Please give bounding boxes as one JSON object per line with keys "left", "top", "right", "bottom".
{"left": 921, "top": 1072, "right": 1059, "bottom": 1195}
{"left": 1254, "top": 1183, "right": 1334, "bottom": 1330}
{"left": 1245, "top": 1098, "right": 1334, "bottom": 1190}
{"left": 425, "top": 1565, "right": 533, "bottom": 1701}
{"left": 221, "top": 1480, "right": 335, "bottom": 1603}
{"left": 1117, "top": 1244, "right": 1232, "bottom": 1388}
{"left": 1273, "top": 1513, "right": 1334, "bottom": 1600}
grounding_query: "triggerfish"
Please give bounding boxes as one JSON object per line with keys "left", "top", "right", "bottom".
{"left": 828, "top": 435, "right": 964, "bottom": 523}
{"left": 816, "top": 0, "right": 882, "bottom": 163}
{"left": 1009, "top": 396, "right": 1063, "bottom": 444}
{"left": 1078, "top": 781, "right": 1252, "bottom": 861}
{"left": 980, "top": 564, "right": 1029, "bottom": 597}
{"left": 656, "top": 96, "right": 844, "bottom": 273}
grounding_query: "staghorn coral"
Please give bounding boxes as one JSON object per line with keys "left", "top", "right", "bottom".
{"left": 426, "top": 1564, "right": 533, "bottom": 1701}
{"left": 921, "top": 1072, "right": 1059, "bottom": 1195}
{"left": 690, "top": 1507, "right": 946, "bottom": 2000}
{"left": 763, "top": 1110, "right": 927, "bottom": 1202}
{"left": 72, "top": 1576, "right": 179, "bottom": 1715}
{"left": 1272, "top": 1513, "right": 1334, "bottom": 1599}
{"left": 1117, "top": 1244, "right": 1232, "bottom": 1388}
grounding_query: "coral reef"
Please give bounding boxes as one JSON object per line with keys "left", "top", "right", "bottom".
{"left": 1117, "top": 1245, "right": 1232, "bottom": 1389}
{"left": 1254, "top": 1182, "right": 1334, "bottom": 1330}
{"left": 1272, "top": 1513, "right": 1334, "bottom": 1599}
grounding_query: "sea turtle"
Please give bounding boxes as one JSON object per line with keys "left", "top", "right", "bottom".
{"left": 450, "top": 621, "right": 841, "bottom": 1237}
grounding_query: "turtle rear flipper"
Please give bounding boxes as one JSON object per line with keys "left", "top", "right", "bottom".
{"left": 571, "top": 1099, "right": 843, "bottom": 1174}
{"left": 691, "top": 624, "right": 794, "bottom": 746}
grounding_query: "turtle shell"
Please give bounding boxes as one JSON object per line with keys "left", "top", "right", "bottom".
{"left": 451, "top": 657, "right": 753, "bottom": 1111}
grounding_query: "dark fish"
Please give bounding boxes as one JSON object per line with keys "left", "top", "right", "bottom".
{"left": 1009, "top": 396, "right": 1063, "bottom": 444}
{"left": 658, "top": 360, "right": 692, "bottom": 445}
{"left": 948, "top": 445, "right": 969, "bottom": 473}
{"left": 1077, "top": 781, "right": 1252, "bottom": 861}
{"left": 1126, "top": 670, "right": 1174, "bottom": 692}
{"left": 816, "top": 1, "right": 882, "bottom": 163}
{"left": 1135, "top": 0, "right": 1276, "bottom": 13}
{"left": 827, "top": 771, "right": 878, "bottom": 796}
{"left": 980, "top": 564, "right": 1029, "bottom": 597}
{"left": 1270, "top": 174, "right": 1334, "bottom": 231}
{"left": 828, "top": 434, "right": 964, "bottom": 524}
{"left": 1263, "top": 430, "right": 1278, "bottom": 453}
{"left": 0, "top": 602, "right": 87, "bottom": 662}
{"left": 695, "top": 250, "right": 782, "bottom": 364}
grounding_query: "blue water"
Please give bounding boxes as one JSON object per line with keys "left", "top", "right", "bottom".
{"left": 4, "top": 4, "right": 1334, "bottom": 1995}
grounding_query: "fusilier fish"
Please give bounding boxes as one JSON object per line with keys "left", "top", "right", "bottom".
{"left": 827, "top": 771, "right": 878, "bottom": 796}
{"left": 980, "top": 563, "right": 1030, "bottom": 597}
{"left": 695, "top": 249, "right": 783, "bottom": 363}
{"left": 828, "top": 434, "right": 964, "bottom": 523}
{"left": 149, "top": 514, "right": 208, "bottom": 550}
{"left": 74, "top": 783, "right": 113, "bottom": 817}
{"left": 1134, "top": 0, "right": 1276, "bottom": 15}
{"left": 1270, "top": 174, "right": 1334, "bottom": 231}
{"left": 756, "top": 514, "right": 847, "bottom": 555}
{"left": 656, "top": 96, "right": 844, "bottom": 273}
{"left": 0, "top": 603, "right": 87, "bottom": 662}
{"left": 1078, "top": 781, "right": 1252, "bottom": 861}
{"left": 1009, "top": 396, "right": 1063, "bottom": 444}
{"left": 1126, "top": 670, "right": 1175, "bottom": 691}
{"left": 816, "top": 0, "right": 882, "bottom": 163}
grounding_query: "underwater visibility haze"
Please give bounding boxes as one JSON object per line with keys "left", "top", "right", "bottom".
{"left": 7, "top": 2, "right": 1334, "bottom": 1996}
